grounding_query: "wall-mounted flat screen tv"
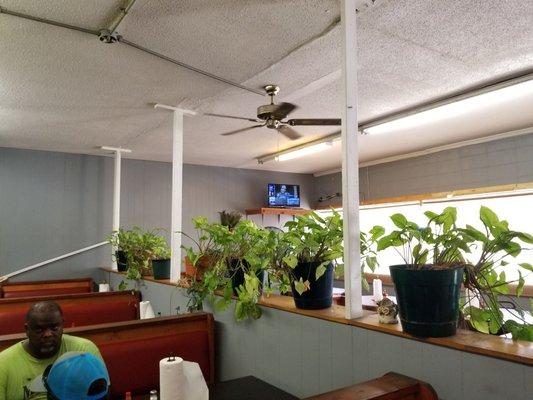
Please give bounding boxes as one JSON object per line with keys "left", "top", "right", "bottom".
{"left": 268, "top": 183, "right": 301, "bottom": 207}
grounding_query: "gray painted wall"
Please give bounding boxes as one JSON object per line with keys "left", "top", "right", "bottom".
{"left": 0, "top": 148, "right": 113, "bottom": 282}
{"left": 102, "top": 271, "right": 532, "bottom": 400}
{"left": 314, "top": 133, "right": 533, "bottom": 205}
{"left": 0, "top": 148, "right": 313, "bottom": 281}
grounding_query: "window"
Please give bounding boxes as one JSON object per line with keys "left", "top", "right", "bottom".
{"left": 318, "top": 190, "right": 533, "bottom": 285}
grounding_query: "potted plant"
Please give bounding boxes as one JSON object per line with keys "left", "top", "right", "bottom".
{"left": 107, "top": 229, "right": 133, "bottom": 272}
{"left": 375, "top": 207, "right": 468, "bottom": 337}
{"left": 150, "top": 235, "right": 171, "bottom": 280}
{"left": 222, "top": 220, "right": 268, "bottom": 294}
{"left": 459, "top": 206, "right": 533, "bottom": 341}
{"left": 219, "top": 210, "right": 242, "bottom": 231}
{"left": 375, "top": 206, "right": 533, "bottom": 340}
{"left": 181, "top": 217, "right": 226, "bottom": 280}
{"left": 275, "top": 210, "right": 344, "bottom": 310}
{"left": 182, "top": 217, "right": 272, "bottom": 322}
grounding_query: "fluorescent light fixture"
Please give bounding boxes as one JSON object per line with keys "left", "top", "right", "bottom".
{"left": 364, "top": 77, "right": 533, "bottom": 135}
{"left": 257, "top": 135, "right": 339, "bottom": 164}
{"left": 276, "top": 142, "right": 334, "bottom": 161}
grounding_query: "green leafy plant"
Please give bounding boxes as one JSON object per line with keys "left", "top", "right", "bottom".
{"left": 360, "top": 226, "right": 384, "bottom": 291}
{"left": 109, "top": 227, "right": 170, "bottom": 289}
{"left": 459, "top": 206, "right": 533, "bottom": 339}
{"left": 375, "top": 206, "right": 469, "bottom": 269}
{"left": 182, "top": 218, "right": 268, "bottom": 321}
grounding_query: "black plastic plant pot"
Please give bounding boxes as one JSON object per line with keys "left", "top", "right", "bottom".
{"left": 291, "top": 261, "right": 334, "bottom": 310}
{"left": 116, "top": 250, "right": 127, "bottom": 272}
{"left": 152, "top": 259, "right": 171, "bottom": 280}
{"left": 389, "top": 264, "right": 464, "bottom": 338}
{"left": 229, "top": 259, "right": 264, "bottom": 295}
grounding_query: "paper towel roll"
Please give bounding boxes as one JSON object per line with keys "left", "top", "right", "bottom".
{"left": 182, "top": 361, "right": 209, "bottom": 400}
{"left": 140, "top": 300, "right": 155, "bottom": 319}
{"left": 98, "top": 283, "right": 110, "bottom": 292}
{"left": 160, "top": 357, "right": 184, "bottom": 400}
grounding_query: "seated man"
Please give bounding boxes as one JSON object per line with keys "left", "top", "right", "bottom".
{"left": 0, "top": 301, "right": 104, "bottom": 400}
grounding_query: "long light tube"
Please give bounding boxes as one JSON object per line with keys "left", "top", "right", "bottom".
{"left": 258, "top": 135, "right": 339, "bottom": 164}
{"left": 276, "top": 142, "right": 334, "bottom": 161}
{"left": 364, "top": 78, "right": 533, "bottom": 135}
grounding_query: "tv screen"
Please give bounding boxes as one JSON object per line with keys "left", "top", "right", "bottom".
{"left": 268, "top": 183, "right": 301, "bottom": 207}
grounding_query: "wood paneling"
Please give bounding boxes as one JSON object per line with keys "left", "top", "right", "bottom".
{"left": 102, "top": 268, "right": 533, "bottom": 367}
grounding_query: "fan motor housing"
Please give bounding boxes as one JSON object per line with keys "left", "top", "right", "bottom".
{"left": 257, "top": 104, "right": 284, "bottom": 121}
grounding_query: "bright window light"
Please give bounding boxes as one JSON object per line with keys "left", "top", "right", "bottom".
{"left": 364, "top": 79, "right": 533, "bottom": 135}
{"left": 276, "top": 141, "right": 334, "bottom": 161}
{"left": 318, "top": 192, "right": 533, "bottom": 285}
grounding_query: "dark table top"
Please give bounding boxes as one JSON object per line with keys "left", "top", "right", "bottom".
{"left": 132, "top": 376, "right": 299, "bottom": 400}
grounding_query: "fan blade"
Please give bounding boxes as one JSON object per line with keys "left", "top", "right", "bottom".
{"left": 277, "top": 125, "right": 302, "bottom": 140}
{"left": 205, "top": 112, "right": 260, "bottom": 123}
{"left": 271, "top": 102, "right": 298, "bottom": 119}
{"left": 287, "top": 118, "right": 341, "bottom": 126}
{"left": 221, "top": 124, "right": 264, "bottom": 136}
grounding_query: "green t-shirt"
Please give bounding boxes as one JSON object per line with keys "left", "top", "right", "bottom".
{"left": 0, "top": 334, "right": 102, "bottom": 400}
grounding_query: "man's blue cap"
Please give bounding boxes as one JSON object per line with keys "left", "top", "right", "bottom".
{"left": 31, "top": 351, "right": 109, "bottom": 400}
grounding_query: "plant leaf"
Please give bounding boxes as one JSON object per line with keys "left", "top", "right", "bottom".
{"left": 294, "top": 278, "right": 307, "bottom": 295}
{"left": 519, "top": 262, "right": 533, "bottom": 272}
{"left": 315, "top": 263, "right": 327, "bottom": 280}
{"left": 390, "top": 213, "right": 408, "bottom": 229}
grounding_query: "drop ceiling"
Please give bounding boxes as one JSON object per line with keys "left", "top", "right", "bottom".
{"left": 0, "top": 0, "right": 532, "bottom": 174}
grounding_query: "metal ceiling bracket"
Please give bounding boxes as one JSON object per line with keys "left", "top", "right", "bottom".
{"left": 99, "top": 29, "right": 121, "bottom": 44}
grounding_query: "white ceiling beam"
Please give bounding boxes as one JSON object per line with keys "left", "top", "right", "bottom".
{"left": 100, "top": 146, "right": 132, "bottom": 269}
{"left": 342, "top": 0, "right": 363, "bottom": 320}
{"left": 154, "top": 104, "right": 196, "bottom": 280}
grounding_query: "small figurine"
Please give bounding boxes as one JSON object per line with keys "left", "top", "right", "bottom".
{"left": 376, "top": 295, "right": 399, "bottom": 324}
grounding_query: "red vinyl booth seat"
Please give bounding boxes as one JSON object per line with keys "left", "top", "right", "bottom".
{"left": 100, "top": 331, "right": 210, "bottom": 398}
{"left": 0, "top": 292, "right": 140, "bottom": 335}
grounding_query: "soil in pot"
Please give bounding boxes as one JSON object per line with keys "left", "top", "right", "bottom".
{"left": 291, "top": 261, "right": 334, "bottom": 310}
{"left": 390, "top": 264, "right": 464, "bottom": 338}
{"left": 152, "top": 259, "right": 171, "bottom": 280}
{"left": 116, "top": 250, "right": 127, "bottom": 272}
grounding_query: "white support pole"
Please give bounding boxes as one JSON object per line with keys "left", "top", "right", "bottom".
{"left": 154, "top": 104, "right": 196, "bottom": 280}
{"left": 101, "top": 146, "right": 131, "bottom": 270}
{"left": 341, "top": 0, "right": 363, "bottom": 319}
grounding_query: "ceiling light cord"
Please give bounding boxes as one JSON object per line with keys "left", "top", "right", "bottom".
{"left": 0, "top": 7, "right": 100, "bottom": 36}
{"left": 118, "top": 38, "right": 265, "bottom": 96}
{"left": 0, "top": 6, "right": 264, "bottom": 97}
